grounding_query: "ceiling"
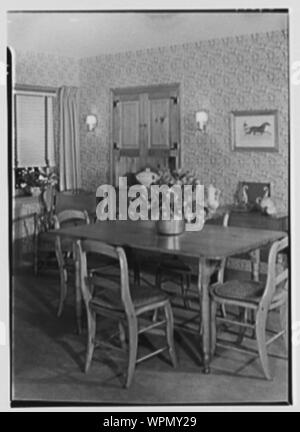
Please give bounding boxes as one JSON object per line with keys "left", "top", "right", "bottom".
{"left": 7, "top": 11, "right": 288, "bottom": 59}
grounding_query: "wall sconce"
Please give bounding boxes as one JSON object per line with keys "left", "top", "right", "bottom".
{"left": 86, "top": 114, "right": 97, "bottom": 132}
{"left": 196, "top": 110, "right": 209, "bottom": 133}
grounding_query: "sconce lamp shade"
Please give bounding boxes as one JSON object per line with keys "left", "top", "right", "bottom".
{"left": 86, "top": 114, "right": 97, "bottom": 131}
{"left": 196, "top": 110, "right": 208, "bottom": 132}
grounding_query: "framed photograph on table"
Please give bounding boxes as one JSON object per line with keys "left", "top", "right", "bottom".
{"left": 230, "top": 110, "right": 278, "bottom": 152}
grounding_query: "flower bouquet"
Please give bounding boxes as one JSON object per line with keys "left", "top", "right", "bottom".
{"left": 153, "top": 168, "right": 221, "bottom": 234}
{"left": 15, "top": 167, "right": 58, "bottom": 196}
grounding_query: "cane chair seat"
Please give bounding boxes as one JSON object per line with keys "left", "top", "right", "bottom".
{"left": 211, "top": 280, "right": 265, "bottom": 305}
{"left": 90, "top": 279, "right": 169, "bottom": 312}
{"left": 211, "top": 279, "right": 287, "bottom": 307}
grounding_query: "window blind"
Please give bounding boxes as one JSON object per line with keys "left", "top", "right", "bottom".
{"left": 15, "top": 93, "right": 55, "bottom": 167}
{"left": 47, "top": 96, "right": 55, "bottom": 166}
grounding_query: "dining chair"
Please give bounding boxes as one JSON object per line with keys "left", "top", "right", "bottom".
{"left": 155, "top": 211, "right": 230, "bottom": 310}
{"left": 210, "top": 235, "right": 288, "bottom": 379}
{"left": 54, "top": 209, "right": 90, "bottom": 317}
{"left": 33, "top": 183, "right": 57, "bottom": 275}
{"left": 76, "top": 239, "right": 177, "bottom": 388}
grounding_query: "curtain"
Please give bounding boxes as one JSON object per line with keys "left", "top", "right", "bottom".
{"left": 58, "top": 86, "right": 81, "bottom": 191}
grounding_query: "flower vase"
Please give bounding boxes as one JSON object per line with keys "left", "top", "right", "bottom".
{"left": 156, "top": 219, "right": 185, "bottom": 236}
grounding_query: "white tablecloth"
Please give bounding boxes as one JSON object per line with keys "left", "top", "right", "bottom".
{"left": 13, "top": 196, "right": 42, "bottom": 241}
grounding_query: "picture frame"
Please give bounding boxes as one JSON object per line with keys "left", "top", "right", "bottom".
{"left": 230, "top": 110, "right": 278, "bottom": 152}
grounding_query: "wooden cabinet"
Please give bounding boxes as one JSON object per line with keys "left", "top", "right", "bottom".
{"left": 112, "top": 84, "right": 180, "bottom": 185}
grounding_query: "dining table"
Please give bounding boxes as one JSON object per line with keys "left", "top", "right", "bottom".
{"left": 51, "top": 219, "right": 286, "bottom": 373}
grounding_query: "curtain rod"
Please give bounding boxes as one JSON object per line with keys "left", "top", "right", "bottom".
{"left": 14, "top": 84, "right": 57, "bottom": 94}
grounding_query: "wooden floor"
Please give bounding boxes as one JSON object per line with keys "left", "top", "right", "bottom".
{"left": 11, "top": 265, "right": 290, "bottom": 406}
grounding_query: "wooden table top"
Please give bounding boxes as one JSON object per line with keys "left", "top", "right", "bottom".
{"left": 51, "top": 220, "right": 286, "bottom": 260}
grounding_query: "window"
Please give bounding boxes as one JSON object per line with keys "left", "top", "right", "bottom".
{"left": 14, "top": 88, "right": 56, "bottom": 168}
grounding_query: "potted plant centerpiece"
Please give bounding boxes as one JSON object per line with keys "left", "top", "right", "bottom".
{"left": 151, "top": 168, "right": 204, "bottom": 235}
{"left": 133, "top": 167, "right": 221, "bottom": 235}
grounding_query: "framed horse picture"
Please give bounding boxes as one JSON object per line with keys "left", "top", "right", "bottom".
{"left": 230, "top": 110, "right": 278, "bottom": 152}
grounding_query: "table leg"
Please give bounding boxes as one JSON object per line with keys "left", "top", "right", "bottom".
{"left": 198, "top": 258, "right": 214, "bottom": 374}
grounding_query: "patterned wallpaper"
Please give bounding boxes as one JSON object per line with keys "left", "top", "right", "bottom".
{"left": 79, "top": 30, "right": 289, "bottom": 212}
{"left": 14, "top": 50, "right": 79, "bottom": 87}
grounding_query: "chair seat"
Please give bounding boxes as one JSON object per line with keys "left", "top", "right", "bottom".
{"left": 211, "top": 279, "right": 265, "bottom": 304}
{"left": 211, "top": 279, "right": 286, "bottom": 306}
{"left": 91, "top": 283, "right": 169, "bottom": 312}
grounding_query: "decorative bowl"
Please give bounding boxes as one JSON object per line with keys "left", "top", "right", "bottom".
{"left": 156, "top": 219, "right": 185, "bottom": 236}
{"left": 136, "top": 168, "right": 159, "bottom": 188}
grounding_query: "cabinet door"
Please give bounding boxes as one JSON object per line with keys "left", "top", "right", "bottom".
{"left": 148, "top": 96, "right": 170, "bottom": 149}
{"left": 112, "top": 84, "right": 180, "bottom": 184}
{"left": 148, "top": 88, "right": 179, "bottom": 149}
{"left": 147, "top": 87, "right": 180, "bottom": 170}
{"left": 119, "top": 98, "right": 140, "bottom": 150}
{"left": 112, "top": 93, "right": 143, "bottom": 184}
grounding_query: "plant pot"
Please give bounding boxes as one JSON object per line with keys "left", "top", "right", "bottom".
{"left": 156, "top": 219, "right": 185, "bottom": 236}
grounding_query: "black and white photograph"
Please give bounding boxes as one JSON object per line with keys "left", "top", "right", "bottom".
{"left": 2, "top": 2, "right": 300, "bottom": 412}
